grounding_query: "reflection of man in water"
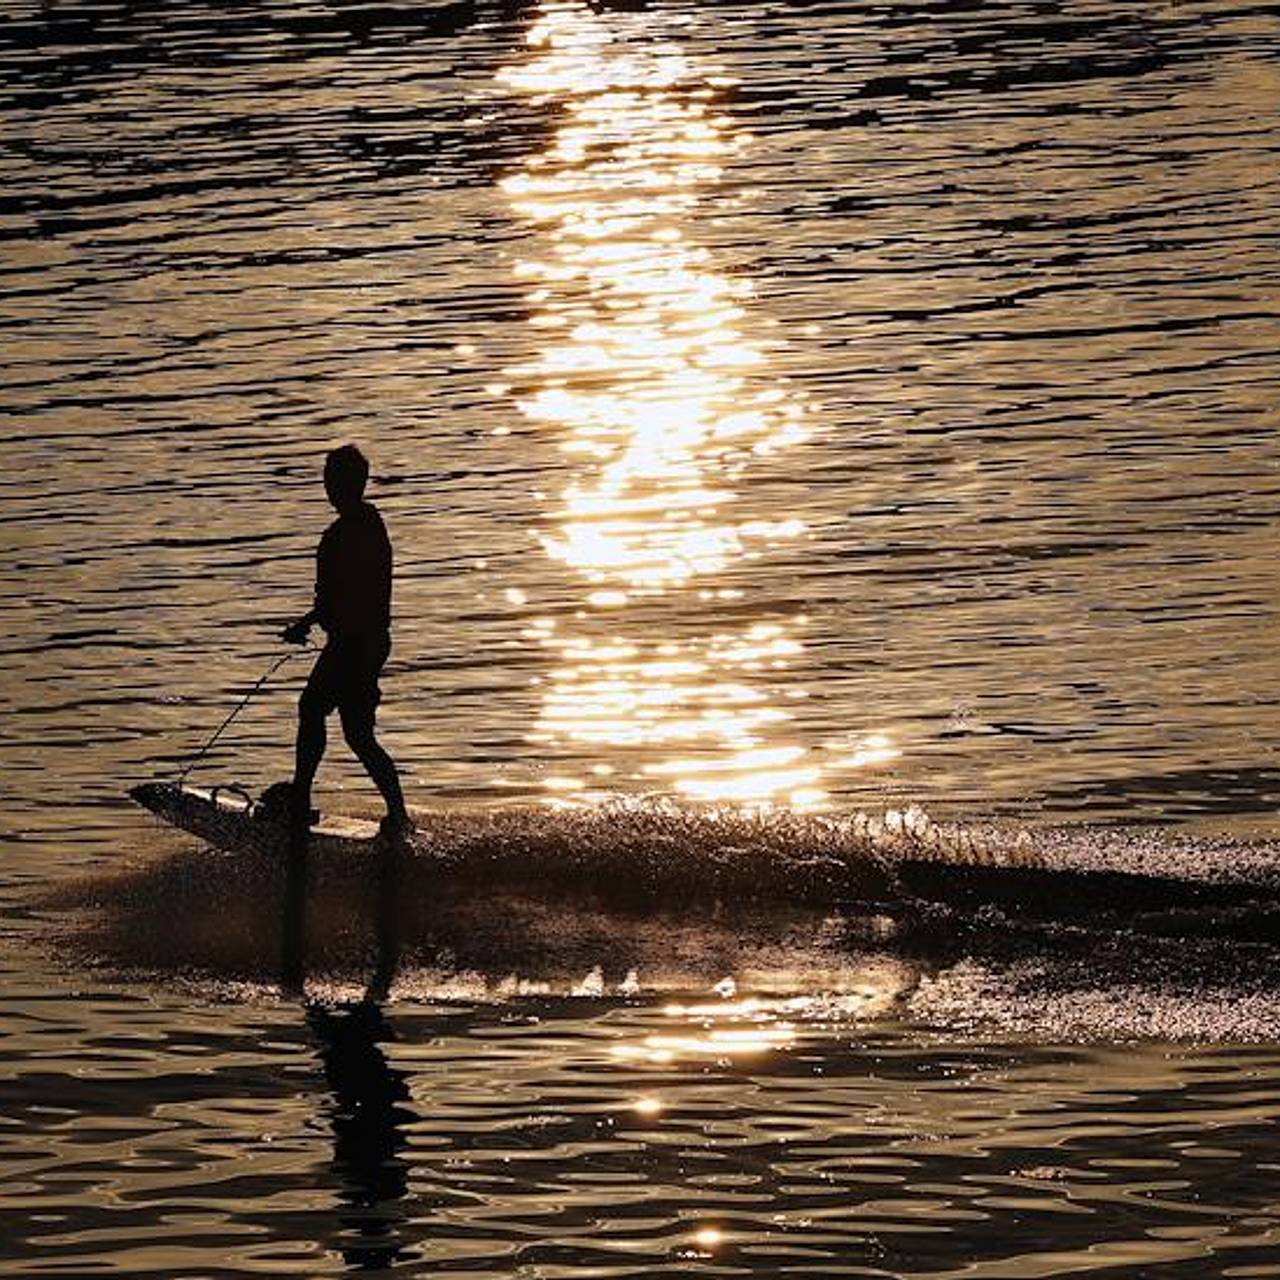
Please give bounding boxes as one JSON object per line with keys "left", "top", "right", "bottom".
{"left": 307, "top": 1000, "right": 412, "bottom": 1270}
{"left": 295, "top": 793, "right": 411, "bottom": 1268}
{"left": 282, "top": 444, "right": 410, "bottom": 842}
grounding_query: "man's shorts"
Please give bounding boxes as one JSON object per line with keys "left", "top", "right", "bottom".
{"left": 302, "top": 631, "right": 391, "bottom": 722}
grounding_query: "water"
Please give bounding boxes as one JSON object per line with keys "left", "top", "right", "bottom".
{"left": 3, "top": 0, "right": 1280, "bottom": 1273}
{"left": 7, "top": 985, "right": 1280, "bottom": 1279}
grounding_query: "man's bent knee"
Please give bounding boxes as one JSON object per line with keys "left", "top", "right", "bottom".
{"left": 339, "top": 707, "right": 379, "bottom": 752}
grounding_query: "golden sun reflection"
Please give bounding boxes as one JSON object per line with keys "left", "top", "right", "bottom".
{"left": 607, "top": 977, "right": 912, "bottom": 1071}
{"left": 609, "top": 990, "right": 803, "bottom": 1068}
{"left": 611, "top": 1020, "right": 796, "bottom": 1064}
{"left": 499, "top": 1, "right": 887, "bottom": 805}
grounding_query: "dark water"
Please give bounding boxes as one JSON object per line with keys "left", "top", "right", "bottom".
{"left": 3, "top": 0, "right": 1280, "bottom": 1274}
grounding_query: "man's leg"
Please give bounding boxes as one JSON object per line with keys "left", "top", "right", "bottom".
{"left": 339, "top": 702, "right": 407, "bottom": 824}
{"left": 292, "top": 661, "right": 333, "bottom": 845}
{"left": 294, "top": 698, "right": 325, "bottom": 812}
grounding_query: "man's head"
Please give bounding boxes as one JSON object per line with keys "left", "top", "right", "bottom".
{"left": 324, "top": 443, "right": 369, "bottom": 511}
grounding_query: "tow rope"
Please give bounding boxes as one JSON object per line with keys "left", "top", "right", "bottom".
{"left": 176, "top": 648, "right": 305, "bottom": 783}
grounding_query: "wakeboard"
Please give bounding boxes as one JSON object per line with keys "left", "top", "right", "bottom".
{"left": 130, "top": 781, "right": 387, "bottom": 856}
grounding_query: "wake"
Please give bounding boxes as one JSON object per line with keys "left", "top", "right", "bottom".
{"left": 32, "top": 799, "right": 1280, "bottom": 1039}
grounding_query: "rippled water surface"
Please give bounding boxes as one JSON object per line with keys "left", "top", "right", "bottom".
{"left": 7, "top": 967, "right": 1280, "bottom": 1278}
{"left": 3, "top": 0, "right": 1280, "bottom": 1274}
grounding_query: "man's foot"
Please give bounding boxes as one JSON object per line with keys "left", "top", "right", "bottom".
{"left": 378, "top": 809, "right": 415, "bottom": 842}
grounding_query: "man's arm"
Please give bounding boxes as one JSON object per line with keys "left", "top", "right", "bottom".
{"left": 281, "top": 525, "right": 334, "bottom": 644}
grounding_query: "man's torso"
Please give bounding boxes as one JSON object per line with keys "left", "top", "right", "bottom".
{"left": 316, "top": 502, "right": 392, "bottom": 640}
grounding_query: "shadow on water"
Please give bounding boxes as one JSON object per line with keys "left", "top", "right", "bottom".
{"left": 293, "top": 840, "right": 413, "bottom": 1271}
{"left": 47, "top": 822, "right": 905, "bottom": 995}
{"left": 33, "top": 802, "right": 1280, "bottom": 1038}
{"left": 309, "top": 1000, "right": 412, "bottom": 1271}
{"left": 323, "top": 848, "right": 410, "bottom": 1270}
{"left": 280, "top": 821, "right": 406, "bottom": 1003}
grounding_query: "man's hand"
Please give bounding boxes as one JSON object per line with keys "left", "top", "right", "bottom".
{"left": 281, "top": 617, "right": 312, "bottom": 646}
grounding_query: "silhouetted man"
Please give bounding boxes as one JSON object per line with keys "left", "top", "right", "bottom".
{"left": 283, "top": 445, "right": 409, "bottom": 843}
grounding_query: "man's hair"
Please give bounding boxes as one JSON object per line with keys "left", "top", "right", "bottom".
{"left": 325, "top": 443, "right": 369, "bottom": 505}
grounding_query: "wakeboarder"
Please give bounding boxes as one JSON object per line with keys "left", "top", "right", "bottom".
{"left": 282, "top": 444, "right": 410, "bottom": 847}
